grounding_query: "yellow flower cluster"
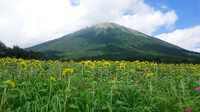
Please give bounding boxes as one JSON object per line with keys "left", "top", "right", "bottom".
{"left": 50, "top": 76, "right": 56, "bottom": 81}
{"left": 114, "top": 77, "right": 118, "bottom": 81}
{"left": 120, "top": 63, "right": 126, "bottom": 70}
{"left": 146, "top": 73, "right": 153, "bottom": 78}
{"left": 5, "top": 80, "right": 16, "bottom": 87}
{"left": 62, "top": 68, "right": 76, "bottom": 75}
{"left": 103, "top": 61, "right": 111, "bottom": 68}
{"left": 1, "top": 57, "right": 200, "bottom": 83}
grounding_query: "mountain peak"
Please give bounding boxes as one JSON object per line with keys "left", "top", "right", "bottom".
{"left": 92, "top": 22, "right": 138, "bottom": 36}
{"left": 94, "top": 22, "right": 118, "bottom": 29}
{"left": 26, "top": 22, "right": 200, "bottom": 62}
{"left": 94, "top": 22, "right": 129, "bottom": 30}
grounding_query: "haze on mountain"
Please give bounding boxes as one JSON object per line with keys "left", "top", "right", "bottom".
{"left": 26, "top": 22, "right": 200, "bottom": 63}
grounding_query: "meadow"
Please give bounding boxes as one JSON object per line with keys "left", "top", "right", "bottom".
{"left": 0, "top": 57, "right": 199, "bottom": 112}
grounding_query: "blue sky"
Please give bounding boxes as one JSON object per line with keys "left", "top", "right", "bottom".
{"left": 0, "top": 0, "right": 200, "bottom": 52}
{"left": 147, "top": 0, "right": 200, "bottom": 35}
{"left": 69, "top": 0, "right": 80, "bottom": 6}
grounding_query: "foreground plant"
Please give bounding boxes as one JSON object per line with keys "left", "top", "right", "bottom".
{"left": 184, "top": 107, "right": 192, "bottom": 112}
{"left": 0, "top": 58, "right": 200, "bottom": 111}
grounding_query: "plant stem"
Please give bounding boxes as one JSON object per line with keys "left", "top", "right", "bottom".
{"left": 64, "top": 93, "right": 68, "bottom": 112}
{"left": 92, "top": 85, "right": 95, "bottom": 100}
{"left": 110, "top": 85, "right": 113, "bottom": 112}
{"left": 64, "top": 74, "right": 70, "bottom": 112}
{"left": 0, "top": 86, "right": 7, "bottom": 111}
{"left": 49, "top": 81, "right": 52, "bottom": 101}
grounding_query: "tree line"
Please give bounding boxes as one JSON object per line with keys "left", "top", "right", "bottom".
{"left": 0, "top": 41, "right": 45, "bottom": 60}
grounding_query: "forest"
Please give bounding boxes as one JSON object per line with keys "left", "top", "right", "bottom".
{"left": 0, "top": 41, "right": 44, "bottom": 60}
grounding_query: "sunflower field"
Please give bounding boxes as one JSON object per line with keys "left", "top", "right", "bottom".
{"left": 0, "top": 57, "right": 200, "bottom": 112}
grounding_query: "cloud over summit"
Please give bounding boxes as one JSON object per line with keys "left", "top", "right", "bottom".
{"left": 0, "top": 0, "right": 184, "bottom": 49}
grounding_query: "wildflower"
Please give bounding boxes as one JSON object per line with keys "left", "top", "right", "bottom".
{"left": 103, "top": 61, "right": 111, "bottom": 68}
{"left": 20, "top": 61, "right": 27, "bottom": 70}
{"left": 146, "top": 73, "right": 153, "bottom": 78}
{"left": 184, "top": 107, "right": 192, "bottom": 112}
{"left": 13, "top": 72, "right": 18, "bottom": 74}
{"left": 196, "top": 87, "right": 200, "bottom": 90}
{"left": 86, "top": 70, "right": 90, "bottom": 73}
{"left": 3, "top": 70, "right": 8, "bottom": 73}
{"left": 143, "top": 73, "right": 147, "bottom": 77}
{"left": 50, "top": 76, "right": 56, "bottom": 82}
{"left": 44, "top": 83, "right": 47, "bottom": 86}
{"left": 83, "top": 61, "right": 92, "bottom": 66}
{"left": 62, "top": 68, "right": 74, "bottom": 75}
{"left": 134, "top": 60, "right": 139, "bottom": 63}
{"left": 62, "top": 69, "right": 67, "bottom": 75}
{"left": 114, "top": 77, "right": 118, "bottom": 81}
{"left": 137, "top": 66, "right": 141, "bottom": 70}
{"left": 120, "top": 63, "right": 126, "bottom": 70}
{"left": 135, "top": 80, "right": 140, "bottom": 84}
{"left": 78, "top": 84, "right": 83, "bottom": 86}
{"left": 70, "top": 60, "right": 75, "bottom": 63}
{"left": 90, "top": 63, "right": 96, "bottom": 69}
{"left": 5, "top": 80, "right": 16, "bottom": 87}
{"left": 21, "top": 82, "right": 26, "bottom": 85}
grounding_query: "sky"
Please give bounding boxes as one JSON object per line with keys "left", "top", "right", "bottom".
{"left": 0, "top": 0, "right": 200, "bottom": 52}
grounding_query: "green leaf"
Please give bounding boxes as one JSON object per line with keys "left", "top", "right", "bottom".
{"left": 116, "top": 100, "right": 124, "bottom": 104}
{"left": 39, "top": 89, "right": 47, "bottom": 92}
{"left": 70, "top": 104, "right": 79, "bottom": 109}
{"left": 112, "top": 85, "right": 118, "bottom": 90}
{"left": 102, "top": 104, "right": 108, "bottom": 110}
{"left": 6, "top": 94, "right": 18, "bottom": 98}
{"left": 195, "top": 81, "right": 200, "bottom": 85}
{"left": 0, "top": 85, "right": 6, "bottom": 88}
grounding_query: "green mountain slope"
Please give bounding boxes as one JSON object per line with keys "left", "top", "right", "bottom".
{"left": 26, "top": 22, "right": 200, "bottom": 62}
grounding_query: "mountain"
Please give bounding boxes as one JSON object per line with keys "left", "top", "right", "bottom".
{"left": 26, "top": 22, "right": 200, "bottom": 62}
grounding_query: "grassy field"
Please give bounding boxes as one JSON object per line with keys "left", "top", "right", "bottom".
{"left": 0, "top": 57, "right": 199, "bottom": 112}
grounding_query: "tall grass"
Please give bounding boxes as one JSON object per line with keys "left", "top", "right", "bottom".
{"left": 0, "top": 58, "right": 200, "bottom": 112}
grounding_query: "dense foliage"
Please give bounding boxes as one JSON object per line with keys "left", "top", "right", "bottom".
{"left": 0, "top": 41, "right": 44, "bottom": 60}
{"left": 0, "top": 58, "right": 200, "bottom": 111}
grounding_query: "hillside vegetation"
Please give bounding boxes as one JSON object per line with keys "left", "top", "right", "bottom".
{"left": 0, "top": 41, "right": 44, "bottom": 60}
{"left": 26, "top": 22, "right": 200, "bottom": 63}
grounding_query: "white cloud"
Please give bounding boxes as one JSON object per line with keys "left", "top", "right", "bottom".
{"left": 113, "top": 0, "right": 178, "bottom": 35}
{"left": 161, "top": 5, "right": 168, "bottom": 10}
{"left": 113, "top": 10, "right": 178, "bottom": 35}
{"left": 0, "top": 0, "right": 178, "bottom": 48}
{"left": 156, "top": 26, "right": 200, "bottom": 52}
